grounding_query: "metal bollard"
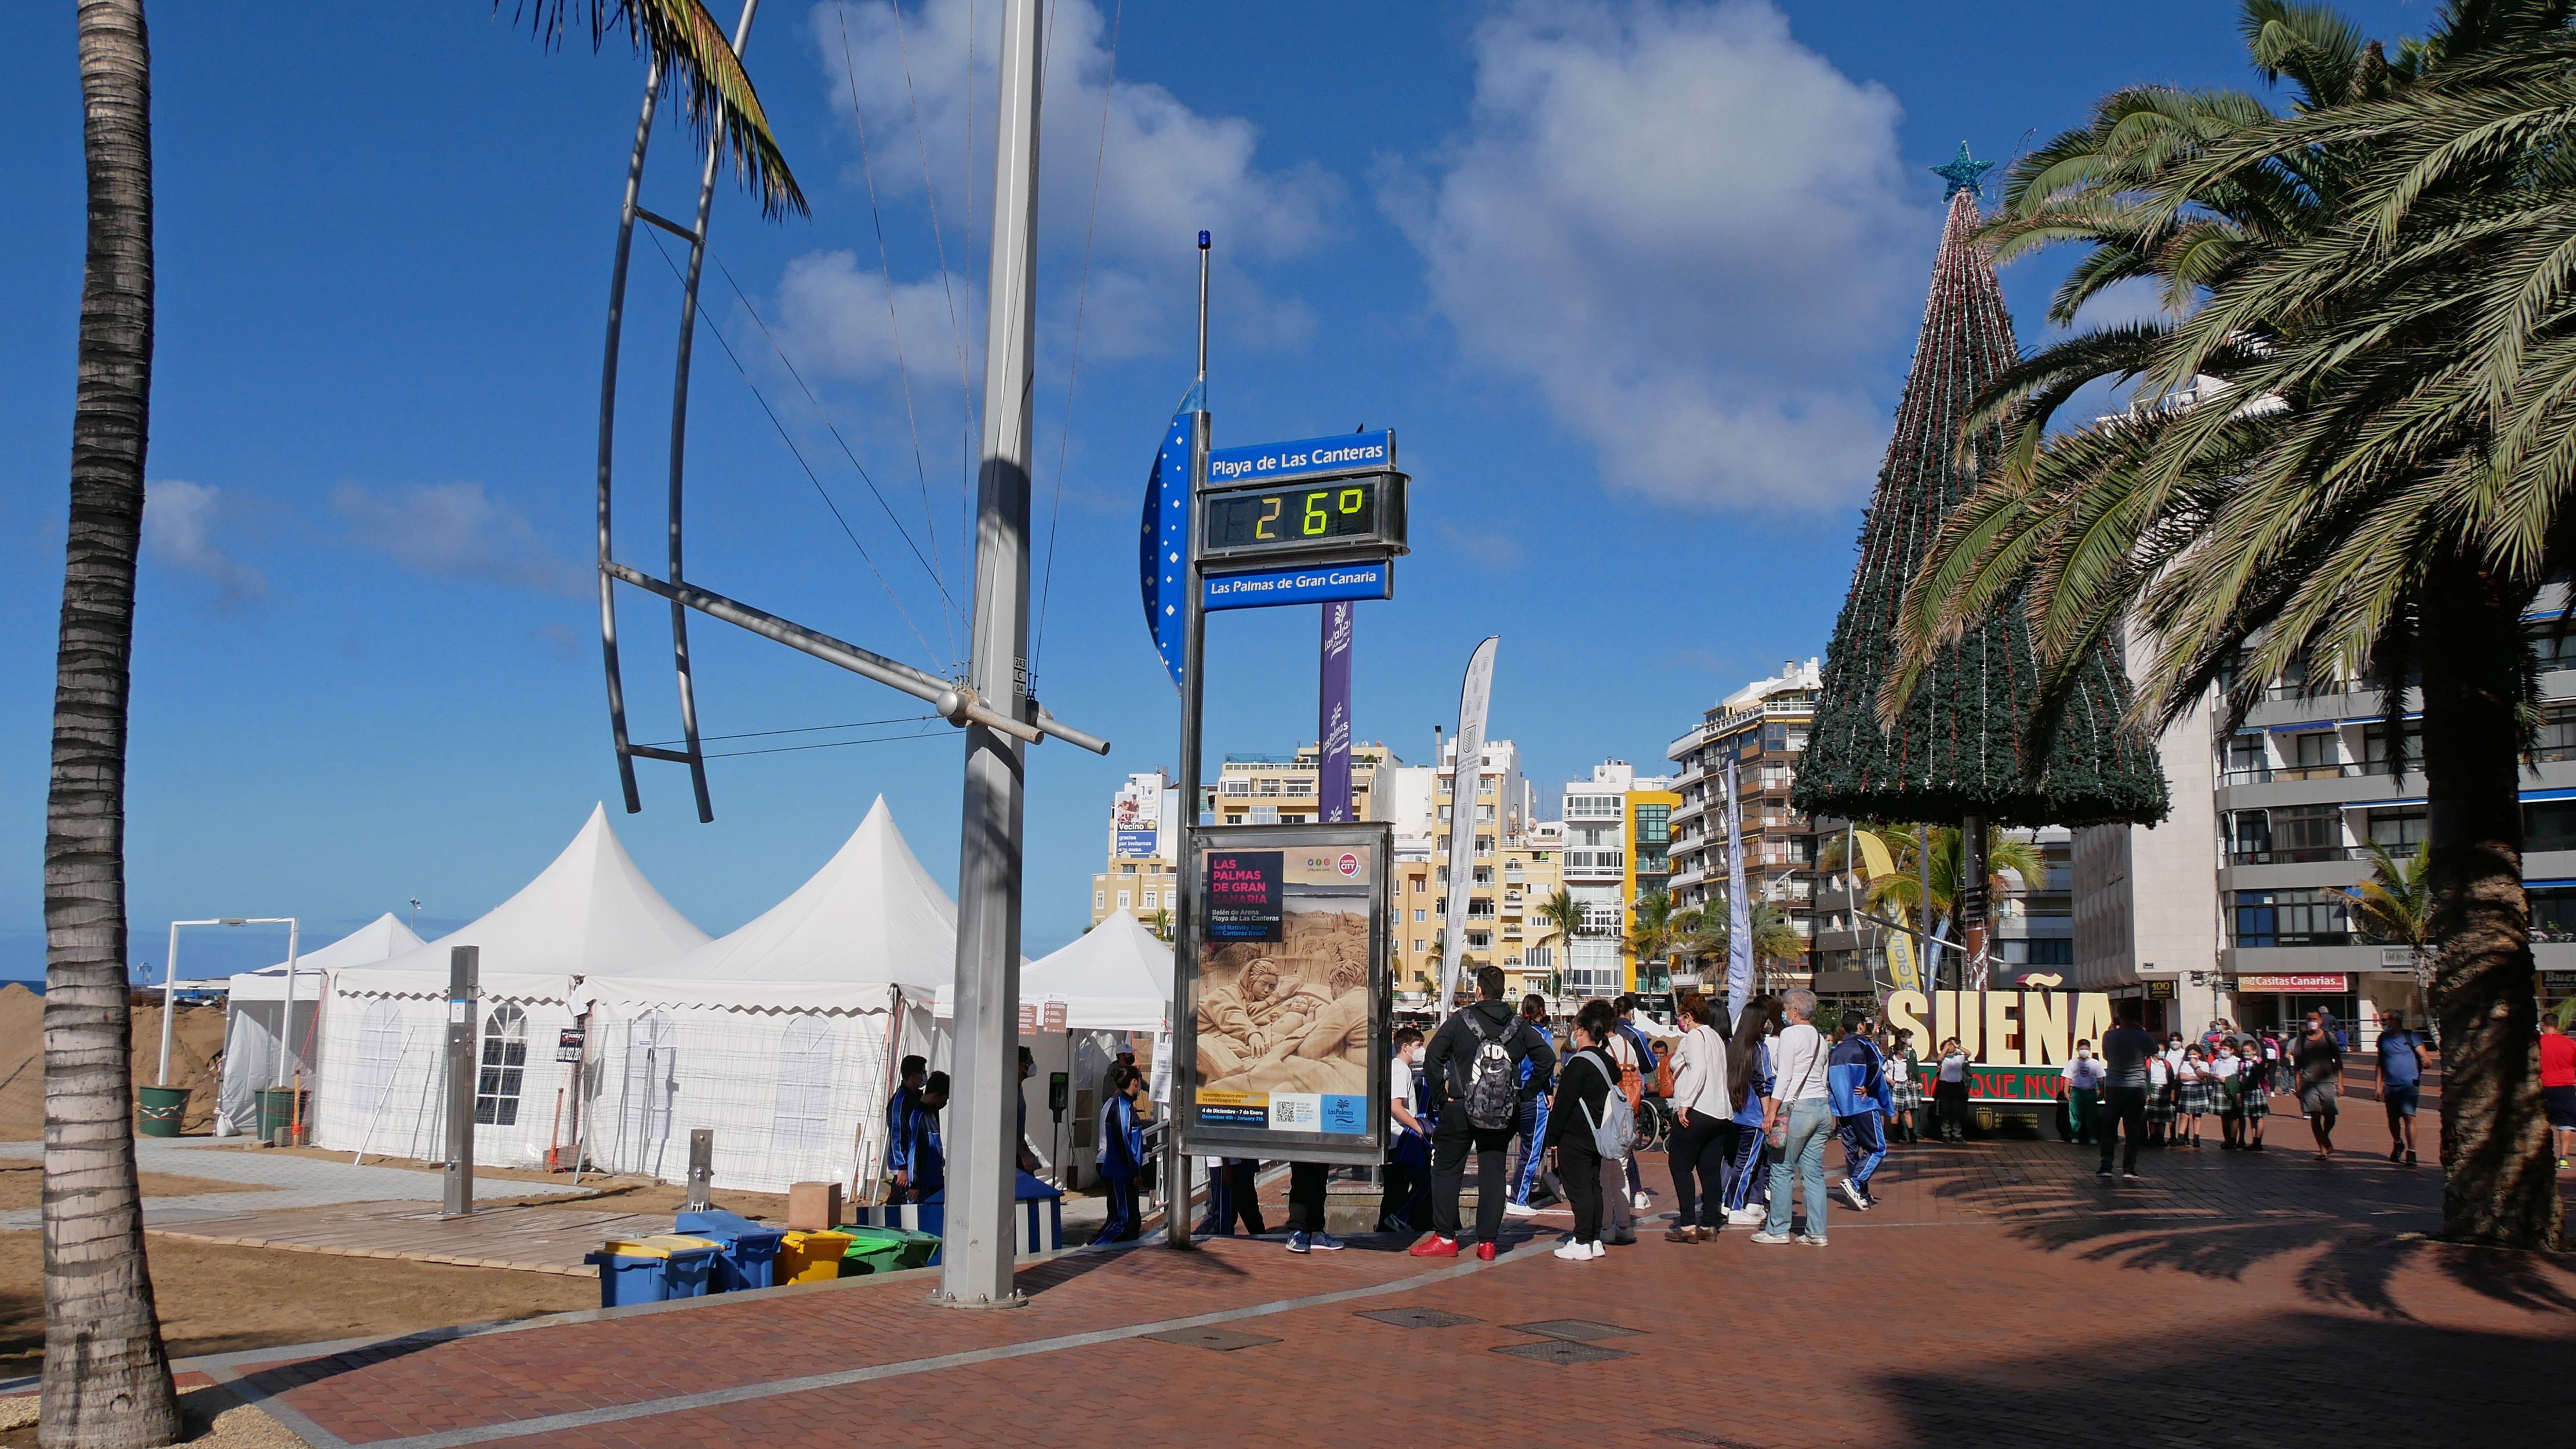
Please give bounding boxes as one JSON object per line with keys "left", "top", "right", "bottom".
{"left": 686, "top": 1128, "right": 714, "bottom": 1211}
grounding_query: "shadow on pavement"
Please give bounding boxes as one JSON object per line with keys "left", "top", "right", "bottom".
{"left": 1875, "top": 1312, "right": 2564, "bottom": 1442}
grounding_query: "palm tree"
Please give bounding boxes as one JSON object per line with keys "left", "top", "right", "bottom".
{"left": 1685, "top": 898, "right": 1808, "bottom": 984}
{"left": 1145, "top": 906, "right": 1173, "bottom": 943}
{"left": 39, "top": 7, "right": 801, "bottom": 1441}
{"left": 1888, "top": 0, "right": 2572, "bottom": 1246}
{"left": 1821, "top": 824, "right": 2044, "bottom": 982}
{"left": 2348, "top": 838, "right": 2435, "bottom": 1018}
{"left": 1624, "top": 888, "right": 1680, "bottom": 991}
{"left": 1535, "top": 887, "right": 1582, "bottom": 998}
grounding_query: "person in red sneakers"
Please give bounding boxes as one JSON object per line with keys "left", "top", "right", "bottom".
{"left": 1413, "top": 965, "right": 1554, "bottom": 1261}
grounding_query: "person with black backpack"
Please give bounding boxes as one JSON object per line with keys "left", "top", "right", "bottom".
{"left": 1412, "top": 964, "right": 1554, "bottom": 1260}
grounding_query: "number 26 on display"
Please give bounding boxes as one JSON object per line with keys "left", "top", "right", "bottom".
{"left": 1255, "top": 488, "right": 1366, "bottom": 540}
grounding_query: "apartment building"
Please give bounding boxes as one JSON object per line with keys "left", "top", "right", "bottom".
{"left": 2076, "top": 612, "right": 2576, "bottom": 1041}
{"left": 1090, "top": 770, "right": 1179, "bottom": 930}
{"left": 1379, "top": 738, "right": 1556, "bottom": 999}
{"left": 1667, "top": 661, "right": 1822, "bottom": 987}
{"left": 1201, "top": 741, "right": 1403, "bottom": 827}
{"left": 1556, "top": 761, "right": 1678, "bottom": 997}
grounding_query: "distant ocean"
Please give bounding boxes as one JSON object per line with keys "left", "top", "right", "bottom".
{"left": 0, "top": 979, "right": 41, "bottom": 995}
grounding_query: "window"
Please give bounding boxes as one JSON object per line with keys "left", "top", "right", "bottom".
{"left": 2367, "top": 810, "right": 2427, "bottom": 849}
{"left": 2226, "top": 810, "right": 2272, "bottom": 861}
{"left": 1094, "top": 890, "right": 1105, "bottom": 909}
{"left": 2222, "top": 733, "right": 2269, "bottom": 782}
{"left": 1472, "top": 868, "right": 1494, "bottom": 886}
{"left": 2285, "top": 731, "right": 2339, "bottom": 778}
{"left": 1258, "top": 777, "right": 1282, "bottom": 797}
{"left": 2270, "top": 806, "right": 2342, "bottom": 862}
{"left": 2231, "top": 889, "right": 2351, "bottom": 947}
{"left": 2000, "top": 938, "right": 2074, "bottom": 966}
{"left": 1503, "top": 862, "right": 1524, "bottom": 884}
{"left": 1633, "top": 803, "right": 1670, "bottom": 847}
{"left": 2363, "top": 723, "right": 2424, "bottom": 776}
{"left": 2533, "top": 886, "right": 2576, "bottom": 942}
{"left": 1438, "top": 805, "right": 1454, "bottom": 824}
{"left": 1477, "top": 836, "right": 1494, "bottom": 857}
{"left": 2529, "top": 800, "right": 2576, "bottom": 853}
{"left": 769, "top": 1018, "right": 835, "bottom": 1153}
{"left": 1467, "top": 931, "right": 1491, "bottom": 949}
{"left": 1249, "top": 806, "right": 1280, "bottom": 825}
{"left": 1116, "top": 890, "right": 1132, "bottom": 911}
{"left": 1142, "top": 889, "right": 1158, "bottom": 909}
{"left": 474, "top": 1004, "right": 528, "bottom": 1127}
{"left": 1414, "top": 908, "right": 1426, "bottom": 922}
{"left": 2538, "top": 705, "right": 2576, "bottom": 764}
{"left": 2534, "top": 628, "right": 2576, "bottom": 670}
{"left": 1221, "top": 778, "right": 1251, "bottom": 797}
{"left": 1413, "top": 940, "right": 1426, "bottom": 953}
{"left": 1476, "top": 804, "right": 1496, "bottom": 823}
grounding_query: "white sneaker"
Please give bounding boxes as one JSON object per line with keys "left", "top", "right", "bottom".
{"left": 1586, "top": 1240, "right": 1607, "bottom": 1259}
{"left": 1839, "top": 1178, "right": 1869, "bottom": 1211}
{"left": 1747, "top": 1229, "right": 1793, "bottom": 1245}
{"left": 1726, "top": 1206, "right": 1765, "bottom": 1227}
{"left": 1553, "top": 1239, "right": 1593, "bottom": 1261}
{"left": 1502, "top": 1200, "right": 1539, "bottom": 1218}
{"left": 1631, "top": 1191, "right": 1652, "bottom": 1212}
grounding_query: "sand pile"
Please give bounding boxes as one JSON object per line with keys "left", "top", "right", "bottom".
{"left": 0, "top": 985, "right": 228, "bottom": 1141}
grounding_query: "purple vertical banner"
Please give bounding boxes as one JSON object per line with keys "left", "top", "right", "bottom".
{"left": 1318, "top": 600, "right": 1354, "bottom": 822}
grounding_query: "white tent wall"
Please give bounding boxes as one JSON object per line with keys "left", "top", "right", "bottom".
{"left": 579, "top": 997, "right": 946, "bottom": 1196}
{"left": 310, "top": 986, "right": 582, "bottom": 1170}
{"left": 214, "top": 997, "right": 321, "bottom": 1136}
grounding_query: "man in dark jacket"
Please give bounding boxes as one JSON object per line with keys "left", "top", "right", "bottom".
{"left": 1412, "top": 964, "right": 1555, "bottom": 1260}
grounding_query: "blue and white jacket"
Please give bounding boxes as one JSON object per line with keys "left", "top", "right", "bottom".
{"left": 1827, "top": 1035, "right": 1895, "bottom": 1119}
{"left": 1097, "top": 1093, "right": 1145, "bottom": 1183}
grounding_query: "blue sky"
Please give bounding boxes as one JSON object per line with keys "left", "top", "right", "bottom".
{"left": 0, "top": 0, "right": 2436, "bottom": 977}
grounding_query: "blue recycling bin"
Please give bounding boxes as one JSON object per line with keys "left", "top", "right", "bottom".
{"left": 583, "top": 1252, "right": 668, "bottom": 1309}
{"left": 673, "top": 1211, "right": 786, "bottom": 1291}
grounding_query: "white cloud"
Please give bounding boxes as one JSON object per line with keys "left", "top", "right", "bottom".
{"left": 330, "top": 482, "right": 586, "bottom": 596}
{"left": 144, "top": 480, "right": 264, "bottom": 608}
{"left": 769, "top": 249, "right": 979, "bottom": 383}
{"left": 791, "top": 0, "right": 1340, "bottom": 373}
{"left": 1380, "top": 0, "right": 1925, "bottom": 510}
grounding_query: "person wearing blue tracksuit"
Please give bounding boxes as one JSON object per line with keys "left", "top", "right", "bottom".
{"left": 1719, "top": 996, "right": 1781, "bottom": 1222}
{"left": 1197, "top": 1157, "right": 1265, "bottom": 1236}
{"left": 1096, "top": 1064, "right": 1146, "bottom": 1243}
{"left": 902, "top": 1071, "right": 950, "bottom": 1202}
{"left": 1505, "top": 996, "right": 1560, "bottom": 1213}
{"left": 886, "top": 1054, "right": 927, "bottom": 1201}
{"left": 1828, "top": 1027, "right": 1895, "bottom": 1211}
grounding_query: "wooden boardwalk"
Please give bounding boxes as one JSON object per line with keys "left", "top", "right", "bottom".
{"left": 148, "top": 1200, "right": 675, "bottom": 1276}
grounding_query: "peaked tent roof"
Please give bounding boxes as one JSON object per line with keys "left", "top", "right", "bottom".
{"left": 334, "top": 804, "right": 710, "bottom": 1000}
{"left": 936, "top": 909, "right": 1171, "bottom": 1033}
{"left": 215, "top": 913, "right": 426, "bottom": 1001}
{"left": 577, "top": 796, "right": 957, "bottom": 1013}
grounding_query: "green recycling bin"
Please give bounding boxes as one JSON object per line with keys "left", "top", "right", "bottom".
{"left": 255, "top": 1087, "right": 308, "bottom": 1144}
{"left": 135, "top": 1086, "right": 188, "bottom": 1138}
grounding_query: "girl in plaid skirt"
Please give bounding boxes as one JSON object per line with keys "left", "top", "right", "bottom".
{"left": 1886, "top": 1030, "right": 1924, "bottom": 1143}
{"left": 2238, "top": 1042, "right": 2270, "bottom": 1149}
{"left": 2145, "top": 1048, "right": 2176, "bottom": 1139}
{"left": 2176, "top": 1044, "right": 2212, "bottom": 1146}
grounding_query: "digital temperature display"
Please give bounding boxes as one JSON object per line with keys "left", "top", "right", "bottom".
{"left": 1200, "top": 474, "right": 1407, "bottom": 562}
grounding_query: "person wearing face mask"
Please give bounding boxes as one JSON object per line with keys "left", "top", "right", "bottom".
{"left": 1378, "top": 1026, "right": 1430, "bottom": 1231}
{"left": 2062, "top": 1039, "right": 2105, "bottom": 1146}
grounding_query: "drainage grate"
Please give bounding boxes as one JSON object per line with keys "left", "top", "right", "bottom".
{"left": 1145, "top": 1326, "right": 1280, "bottom": 1352}
{"left": 1653, "top": 1429, "right": 1767, "bottom": 1447}
{"left": 1492, "top": 1338, "right": 1633, "bottom": 1365}
{"left": 1356, "top": 1307, "right": 1481, "bottom": 1330}
{"left": 1507, "top": 1319, "right": 1642, "bottom": 1342}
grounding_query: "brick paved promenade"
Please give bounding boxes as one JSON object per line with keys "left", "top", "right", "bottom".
{"left": 199, "top": 1110, "right": 2573, "bottom": 1449}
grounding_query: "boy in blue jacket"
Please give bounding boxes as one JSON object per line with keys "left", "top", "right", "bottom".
{"left": 1827, "top": 1026, "right": 1895, "bottom": 1211}
{"left": 1096, "top": 1064, "right": 1147, "bottom": 1243}
{"left": 901, "top": 1071, "right": 950, "bottom": 1203}
{"left": 886, "top": 1054, "right": 927, "bottom": 1201}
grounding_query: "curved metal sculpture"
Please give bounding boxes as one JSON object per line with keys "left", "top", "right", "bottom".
{"left": 591, "top": 1, "right": 1104, "bottom": 824}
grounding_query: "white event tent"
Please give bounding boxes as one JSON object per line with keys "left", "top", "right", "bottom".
{"left": 311, "top": 804, "right": 709, "bottom": 1168}
{"left": 571, "top": 797, "right": 957, "bottom": 1193}
{"left": 937, "top": 909, "right": 1172, "bottom": 1188}
{"left": 213, "top": 912, "right": 424, "bottom": 1136}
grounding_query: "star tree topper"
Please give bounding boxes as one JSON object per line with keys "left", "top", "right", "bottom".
{"left": 1931, "top": 141, "right": 1996, "bottom": 200}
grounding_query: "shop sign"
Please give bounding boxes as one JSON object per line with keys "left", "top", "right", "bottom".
{"left": 2237, "top": 973, "right": 2349, "bottom": 993}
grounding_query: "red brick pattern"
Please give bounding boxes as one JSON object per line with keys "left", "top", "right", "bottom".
{"left": 238, "top": 1112, "right": 2575, "bottom": 1448}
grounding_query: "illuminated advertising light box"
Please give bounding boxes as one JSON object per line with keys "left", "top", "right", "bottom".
{"left": 1175, "top": 823, "right": 1391, "bottom": 1164}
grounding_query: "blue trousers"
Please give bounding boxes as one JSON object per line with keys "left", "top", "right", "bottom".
{"left": 1764, "top": 1100, "right": 1833, "bottom": 1238}
{"left": 1839, "top": 1112, "right": 1886, "bottom": 1193}
{"left": 1509, "top": 1095, "right": 1557, "bottom": 1204}
{"left": 1720, "top": 1116, "right": 1768, "bottom": 1212}
{"left": 1099, "top": 1174, "right": 1140, "bottom": 1243}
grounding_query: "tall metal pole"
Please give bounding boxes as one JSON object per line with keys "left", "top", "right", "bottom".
{"left": 1163, "top": 232, "right": 1212, "bottom": 1251}
{"left": 442, "top": 945, "right": 479, "bottom": 1218}
{"left": 941, "top": 0, "right": 1044, "bottom": 1309}
{"left": 158, "top": 922, "right": 180, "bottom": 1087}
{"left": 275, "top": 918, "right": 300, "bottom": 1089}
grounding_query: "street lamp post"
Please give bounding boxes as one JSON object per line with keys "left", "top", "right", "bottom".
{"left": 161, "top": 917, "right": 298, "bottom": 1088}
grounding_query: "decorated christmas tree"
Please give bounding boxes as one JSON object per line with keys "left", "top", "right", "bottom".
{"left": 1793, "top": 150, "right": 2167, "bottom": 857}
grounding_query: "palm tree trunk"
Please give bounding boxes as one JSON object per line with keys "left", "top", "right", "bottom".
{"left": 2422, "top": 559, "right": 2560, "bottom": 1250}
{"left": 43, "top": 2, "right": 182, "bottom": 1444}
